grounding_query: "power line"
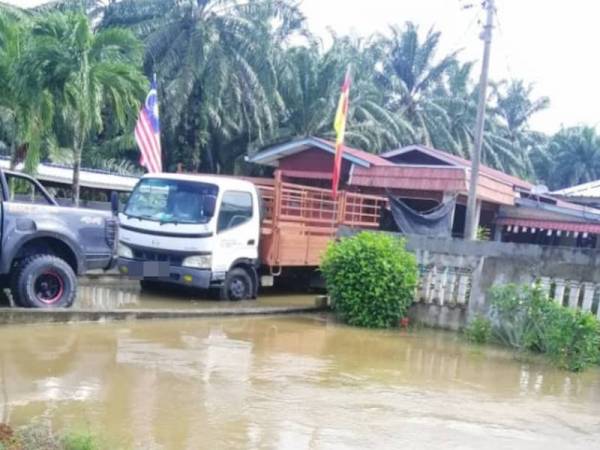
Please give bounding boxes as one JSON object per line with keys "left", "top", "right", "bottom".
{"left": 451, "top": 2, "right": 484, "bottom": 52}
{"left": 493, "top": 5, "right": 515, "bottom": 81}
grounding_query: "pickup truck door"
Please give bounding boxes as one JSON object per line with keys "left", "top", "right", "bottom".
{"left": 212, "top": 190, "right": 259, "bottom": 273}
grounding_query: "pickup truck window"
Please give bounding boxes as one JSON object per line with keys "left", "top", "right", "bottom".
{"left": 218, "top": 191, "right": 253, "bottom": 232}
{"left": 124, "top": 178, "right": 219, "bottom": 224}
{"left": 5, "top": 173, "right": 53, "bottom": 205}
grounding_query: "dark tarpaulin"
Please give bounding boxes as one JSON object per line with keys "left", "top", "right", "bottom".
{"left": 385, "top": 192, "right": 456, "bottom": 237}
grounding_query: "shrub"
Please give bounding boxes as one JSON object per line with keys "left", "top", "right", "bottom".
{"left": 320, "top": 232, "right": 418, "bottom": 328}
{"left": 62, "top": 430, "right": 101, "bottom": 450}
{"left": 538, "top": 306, "right": 600, "bottom": 372}
{"left": 464, "top": 314, "right": 492, "bottom": 344}
{"left": 489, "top": 283, "right": 600, "bottom": 372}
{"left": 0, "top": 420, "right": 106, "bottom": 450}
{"left": 489, "top": 284, "right": 551, "bottom": 352}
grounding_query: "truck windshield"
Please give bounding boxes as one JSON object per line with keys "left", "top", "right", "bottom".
{"left": 124, "top": 178, "right": 219, "bottom": 224}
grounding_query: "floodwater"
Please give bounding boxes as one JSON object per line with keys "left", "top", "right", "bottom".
{"left": 76, "top": 283, "right": 316, "bottom": 310}
{"left": 0, "top": 316, "right": 599, "bottom": 450}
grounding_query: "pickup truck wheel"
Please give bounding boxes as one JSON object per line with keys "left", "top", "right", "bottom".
{"left": 220, "top": 268, "right": 252, "bottom": 301}
{"left": 11, "top": 255, "right": 77, "bottom": 308}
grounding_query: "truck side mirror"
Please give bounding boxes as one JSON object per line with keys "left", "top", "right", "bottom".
{"left": 110, "top": 191, "right": 119, "bottom": 216}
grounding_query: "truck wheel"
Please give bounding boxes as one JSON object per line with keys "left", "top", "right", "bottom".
{"left": 11, "top": 255, "right": 77, "bottom": 308}
{"left": 220, "top": 268, "right": 253, "bottom": 301}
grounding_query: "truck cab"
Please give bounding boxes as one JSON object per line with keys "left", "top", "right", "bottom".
{"left": 0, "top": 169, "right": 118, "bottom": 308}
{"left": 117, "top": 174, "right": 261, "bottom": 300}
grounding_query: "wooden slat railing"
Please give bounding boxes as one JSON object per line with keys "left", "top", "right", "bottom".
{"left": 254, "top": 173, "right": 386, "bottom": 267}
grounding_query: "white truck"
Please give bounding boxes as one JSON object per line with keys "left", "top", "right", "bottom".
{"left": 117, "top": 172, "right": 384, "bottom": 300}
{"left": 118, "top": 174, "right": 261, "bottom": 300}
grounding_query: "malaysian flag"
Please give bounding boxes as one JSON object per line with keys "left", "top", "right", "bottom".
{"left": 135, "top": 76, "right": 162, "bottom": 173}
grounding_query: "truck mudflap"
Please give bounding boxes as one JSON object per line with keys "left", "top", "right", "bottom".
{"left": 117, "top": 257, "right": 212, "bottom": 289}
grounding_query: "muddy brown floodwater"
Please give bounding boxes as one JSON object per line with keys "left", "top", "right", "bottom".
{"left": 0, "top": 315, "right": 599, "bottom": 449}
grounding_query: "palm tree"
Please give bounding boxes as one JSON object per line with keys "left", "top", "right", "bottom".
{"left": 0, "top": 9, "right": 53, "bottom": 172}
{"left": 494, "top": 79, "right": 549, "bottom": 177}
{"left": 431, "top": 63, "right": 529, "bottom": 176}
{"left": 101, "top": 0, "right": 306, "bottom": 173}
{"left": 21, "top": 12, "right": 146, "bottom": 204}
{"left": 374, "top": 22, "right": 458, "bottom": 146}
{"left": 539, "top": 126, "right": 600, "bottom": 190}
{"left": 496, "top": 80, "right": 549, "bottom": 141}
{"left": 32, "top": 0, "right": 109, "bottom": 23}
{"left": 273, "top": 36, "right": 410, "bottom": 153}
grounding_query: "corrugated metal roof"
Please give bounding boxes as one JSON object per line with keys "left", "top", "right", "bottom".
{"left": 382, "top": 144, "right": 532, "bottom": 190}
{"left": 247, "top": 136, "right": 393, "bottom": 168}
{"left": 553, "top": 179, "right": 600, "bottom": 198}
{"left": 312, "top": 138, "right": 394, "bottom": 167}
{"left": 0, "top": 159, "right": 139, "bottom": 191}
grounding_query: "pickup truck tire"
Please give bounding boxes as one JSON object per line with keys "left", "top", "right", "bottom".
{"left": 220, "top": 268, "right": 253, "bottom": 301}
{"left": 11, "top": 255, "right": 77, "bottom": 308}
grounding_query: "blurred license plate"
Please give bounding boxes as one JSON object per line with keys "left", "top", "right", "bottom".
{"left": 143, "top": 261, "right": 169, "bottom": 277}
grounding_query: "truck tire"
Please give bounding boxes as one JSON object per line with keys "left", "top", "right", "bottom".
{"left": 220, "top": 268, "right": 253, "bottom": 301}
{"left": 11, "top": 255, "right": 77, "bottom": 308}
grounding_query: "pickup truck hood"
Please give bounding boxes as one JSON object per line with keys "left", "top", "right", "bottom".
{"left": 3, "top": 202, "right": 111, "bottom": 220}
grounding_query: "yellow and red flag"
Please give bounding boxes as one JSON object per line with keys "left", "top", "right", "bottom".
{"left": 331, "top": 67, "right": 351, "bottom": 198}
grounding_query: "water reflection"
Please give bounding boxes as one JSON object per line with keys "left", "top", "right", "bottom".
{"left": 0, "top": 317, "right": 599, "bottom": 449}
{"left": 78, "top": 284, "right": 140, "bottom": 309}
{"left": 76, "top": 283, "right": 315, "bottom": 310}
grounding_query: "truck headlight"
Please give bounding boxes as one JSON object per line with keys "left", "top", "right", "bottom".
{"left": 118, "top": 242, "right": 133, "bottom": 259}
{"left": 182, "top": 254, "right": 212, "bottom": 269}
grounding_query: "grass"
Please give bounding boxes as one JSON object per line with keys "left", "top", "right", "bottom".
{"left": 0, "top": 420, "right": 112, "bottom": 450}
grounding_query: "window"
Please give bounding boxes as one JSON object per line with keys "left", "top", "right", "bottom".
{"left": 217, "top": 191, "right": 253, "bottom": 232}
{"left": 124, "top": 178, "right": 218, "bottom": 224}
{"left": 5, "top": 173, "right": 53, "bottom": 205}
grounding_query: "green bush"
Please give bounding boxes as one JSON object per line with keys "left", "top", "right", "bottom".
{"left": 0, "top": 421, "right": 107, "bottom": 450}
{"left": 489, "top": 284, "right": 552, "bottom": 352}
{"left": 489, "top": 283, "right": 600, "bottom": 372}
{"left": 538, "top": 306, "right": 600, "bottom": 372}
{"left": 320, "top": 232, "right": 418, "bottom": 328}
{"left": 464, "top": 314, "right": 492, "bottom": 344}
{"left": 62, "top": 430, "right": 102, "bottom": 450}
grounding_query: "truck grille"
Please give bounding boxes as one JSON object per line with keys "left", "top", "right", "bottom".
{"left": 132, "top": 249, "right": 184, "bottom": 267}
{"left": 105, "top": 218, "right": 117, "bottom": 249}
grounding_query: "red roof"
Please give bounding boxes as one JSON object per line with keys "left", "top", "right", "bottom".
{"left": 383, "top": 144, "right": 532, "bottom": 190}
{"left": 314, "top": 138, "right": 394, "bottom": 167}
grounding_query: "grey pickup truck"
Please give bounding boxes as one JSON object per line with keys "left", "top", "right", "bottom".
{"left": 0, "top": 169, "right": 118, "bottom": 308}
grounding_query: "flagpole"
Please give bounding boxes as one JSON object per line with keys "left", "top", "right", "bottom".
{"left": 331, "top": 65, "right": 352, "bottom": 235}
{"left": 153, "top": 73, "right": 164, "bottom": 173}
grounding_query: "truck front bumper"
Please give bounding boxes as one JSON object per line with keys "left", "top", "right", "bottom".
{"left": 117, "top": 257, "right": 212, "bottom": 289}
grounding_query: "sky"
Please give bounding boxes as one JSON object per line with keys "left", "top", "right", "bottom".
{"left": 6, "top": 0, "right": 600, "bottom": 134}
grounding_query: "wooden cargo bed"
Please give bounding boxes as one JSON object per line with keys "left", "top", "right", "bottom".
{"left": 254, "top": 172, "right": 386, "bottom": 268}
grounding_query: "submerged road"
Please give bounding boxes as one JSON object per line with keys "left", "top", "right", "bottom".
{"left": 0, "top": 280, "right": 327, "bottom": 324}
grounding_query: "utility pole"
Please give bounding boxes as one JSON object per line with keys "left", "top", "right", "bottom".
{"left": 464, "top": 0, "right": 495, "bottom": 240}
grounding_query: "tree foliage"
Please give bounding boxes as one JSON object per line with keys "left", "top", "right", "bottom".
{"left": 535, "top": 126, "right": 600, "bottom": 190}
{"left": 19, "top": 10, "right": 146, "bottom": 203}
{"left": 0, "top": 0, "right": 595, "bottom": 192}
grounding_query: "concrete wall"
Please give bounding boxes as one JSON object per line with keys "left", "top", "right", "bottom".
{"left": 403, "top": 235, "right": 600, "bottom": 330}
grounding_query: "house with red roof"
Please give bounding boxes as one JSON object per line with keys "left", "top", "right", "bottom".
{"left": 247, "top": 136, "right": 600, "bottom": 247}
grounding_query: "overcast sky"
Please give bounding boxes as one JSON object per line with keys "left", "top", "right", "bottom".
{"left": 6, "top": 0, "right": 600, "bottom": 134}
